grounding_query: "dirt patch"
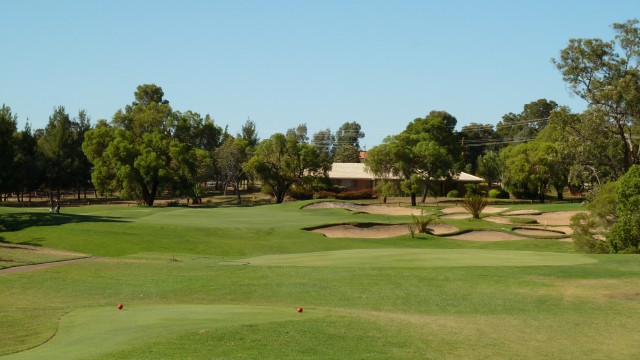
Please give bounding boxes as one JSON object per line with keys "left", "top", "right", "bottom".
{"left": 303, "top": 201, "right": 428, "bottom": 216}
{"left": 312, "top": 223, "right": 459, "bottom": 238}
{"left": 440, "top": 206, "right": 508, "bottom": 214}
{"left": 447, "top": 231, "right": 527, "bottom": 241}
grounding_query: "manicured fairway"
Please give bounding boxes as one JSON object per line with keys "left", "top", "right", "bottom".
{"left": 1, "top": 202, "right": 639, "bottom": 359}
{"left": 231, "top": 248, "right": 597, "bottom": 267}
{"left": 2, "top": 305, "right": 325, "bottom": 360}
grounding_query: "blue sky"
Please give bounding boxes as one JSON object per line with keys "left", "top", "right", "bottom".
{"left": 1, "top": 0, "right": 639, "bottom": 148}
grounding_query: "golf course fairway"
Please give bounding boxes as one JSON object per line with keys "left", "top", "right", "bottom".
{"left": 2, "top": 305, "right": 326, "bottom": 360}
{"left": 229, "top": 249, "right": 597, "bottom": 267}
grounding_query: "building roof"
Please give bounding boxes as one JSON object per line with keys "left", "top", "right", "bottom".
{"left": 328, "top": 162, "right": 483, "bottom": 182}
{"left": 328, "top": 162, "right": 374, "bottom": 179}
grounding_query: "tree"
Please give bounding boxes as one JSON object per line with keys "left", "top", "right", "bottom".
{"left": 13, "top": 122, "right": 42, "bottom": 203}
{"left": 286, "top": 123, "right": 308, "bottom": 144}
{"left": 0, "top": 105, "right": 18, "bottom": 201}
{"left": 244, "top": 133, "right": 324, "bottom": 203}
{"left": 333, "top": 144, "right": 360, "bottom": 163}
{"left": 216, "top": 137, "right": 250, "bottom": 204}
{"left": 608, "top": 165, "right": 640, "bottom": 253}
{"left": 366, "top": 111, "right": 457, "bottom": 206}
{"left": 553, "top": 19, "right": 640, "bottom": 172}
{"left": 38, "top": 106, "right": 77, "bottom": 198}
{"left": 496, "top": 99, "right": 558, "bottom": 142}
{"left": 548, "top": 107, "right": 626, "bottom": 189}
{"left": 333, "top": 121, "right": 365, "bottom": 162}
{"left": 476, "top": 150, "right": 502, "bottom": 188}
{"left": 83, "top": 85, "right": 179, "bottom": 206}
{"left": 239, "top": 118, "right": 259, "bottom": 148}
{"left": 458, "top": 123, "right": 498, "bottom": 173}
{"left": 365, "top": 144, "right": 396, "bottom": 203}
{"left": 501, "top": 141, "right": 568, "bottom": 202}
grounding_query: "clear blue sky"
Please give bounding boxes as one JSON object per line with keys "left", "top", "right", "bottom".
{"left": 2, "top": 0, "right": 639, "bottom": 148}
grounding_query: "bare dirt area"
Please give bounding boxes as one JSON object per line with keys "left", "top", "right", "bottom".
{"left": 446, "top": 231, "right": 528, "bottom": 241}
{"left": 303, "top": 201, "right": 428, "bottom": 216}
{"left": 312, "top": 223, "right": 459, "bottom": 238}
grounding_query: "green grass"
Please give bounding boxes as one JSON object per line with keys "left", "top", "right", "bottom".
{"left": 0, "top": 201, "right": 638, "bottom": 359}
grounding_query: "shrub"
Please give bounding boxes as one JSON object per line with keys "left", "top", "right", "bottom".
{"left": 166, "top": 200, "right": 180, "bottom": 207}
{"left": 461, "top": 194, "right": 488, "bottom": 219}
{"left": 288, "top": 188, "right": 314, "bottom": 200}
{"left": 313, "top": 191, "right": 337, "bottom": 199}
{"left": 411, "top": 210, "right": 439, "bottom": 234}
{"left": 446, "top": 190, "right": 460, "bottom": 198}
{"left": 464, "top": 184, "right": 482, "bottom": 197}
{"left": 488, "top": 188, "right": 510, "bottom": 199}
{"left": 335, "top": 189, "right": 374, "bottom": 200}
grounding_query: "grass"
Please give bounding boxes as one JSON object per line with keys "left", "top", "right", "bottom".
{"left": 0, "top": 201, "right": 638, "bottom": 359}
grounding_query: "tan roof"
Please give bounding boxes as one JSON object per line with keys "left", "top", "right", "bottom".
{"left": 328, "top": 163, "right": 374, "bottom": 179}
{"left": 328, "top": 162, "right": 483, "bottom": 182}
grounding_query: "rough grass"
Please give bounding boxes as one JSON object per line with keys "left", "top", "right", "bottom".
{"left": 0, "top": 201, "right": 638, "bottom": 359}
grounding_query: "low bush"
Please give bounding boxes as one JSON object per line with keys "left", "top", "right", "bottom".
{"left": 488, "top": 189, "right": 510, "bottom": 199}
{"left": 446, "top": 190, "right": 460, "bottom": 198}
{"left": 335, "top": 189, "right": 374, "bottom": 200}
{"left": 313, "top": 191, "right": 337, "bottom": 199}
{"left": 288, "top": 188, "right": 314, "bottom": 200}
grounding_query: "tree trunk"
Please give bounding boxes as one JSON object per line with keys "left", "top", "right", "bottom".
{"left": 383, "top": 195, "right": 387, "bottom": 204}
{"left": 235, "top": 181, "right": 242, "bottom": 205}
{"left": 410, "top": 192, "right": 417, "bottom": 207}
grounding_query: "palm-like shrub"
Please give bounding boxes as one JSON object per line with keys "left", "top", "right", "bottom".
{"left": 462, "top": 194, "right": 489, "bottom": 219}
{"left": 411, "top": 210, "right": 438, "bottom": 234}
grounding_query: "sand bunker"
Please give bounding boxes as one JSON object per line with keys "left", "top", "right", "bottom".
{"left": 303, "top": 202, "right": 428, "bottom": 216}
{"left": 312, "top": 223, "right": 459, "bottom": 238}
{"left": 447, "top": 231, "right": 527, "bottom": 241}
{"left": 440, "top": 206, "right": 508, "bottom": 214}
{"left": 502, "top": 209, "right": 542, "bottom": 216}
{"left": 518, "top": 211, "right": 586, "bottom": 226}
{"left": 513, "top": 228, "right": 567, "bottom": 237}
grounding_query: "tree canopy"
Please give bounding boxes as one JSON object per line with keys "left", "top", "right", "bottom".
{"left": 244, "top": 133, "right": 324, "bottom": 203}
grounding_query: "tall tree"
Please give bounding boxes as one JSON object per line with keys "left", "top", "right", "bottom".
{"left": 553, "top": 19, "right": 640, "bottom": 172}
{"left": 0, "top": 105, "right": 18, "bottom": 200}
{"left": 239, "top": 118, "right": 259, "bottom": 148}
{"left": 216, "top": 137, "right": 250, "bottom": 204}
{"left": 476, "top": 150, "right": 502, "bottom": 188}
{"left": 38, "top": 106, "right": 77, "bottom": 198}
{"left": 366, "top": 111, "right": 458, "bottom": 206}
{"left": 458, "top": 123, "right": 498, "bottom": 173}
{"left": 496, "top": 99, "right": 558, "bottom": 142}
{"left": 333, "top": 121, "right": 365, "bottom": 162}
{"left": 83, "top": 85, "right": 176, "bottom": 205}
{"left": 244, "top": 133, "right": 324, "bottom": 203}
{"left": 286, "top": 123, "right": 308, "bottom": 144}
{"left": 13, "top": 122, "right": 42, "bottom": 203}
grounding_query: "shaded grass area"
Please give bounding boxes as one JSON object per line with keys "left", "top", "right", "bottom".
{"left": 0, "top": 244, "right": 88, "bottom": 270}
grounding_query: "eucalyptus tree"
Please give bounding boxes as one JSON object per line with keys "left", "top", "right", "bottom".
{"left": 366, "top": 111, "right": 458, "bottom": 206}
{"left": 333, "top": 121, "right": 365, "bottom": 162}
{"left": 244, "top": 133, "right": 324, "bottom": 203}
{"left": 553, "top": 19, "right": 640, "bottom": 172}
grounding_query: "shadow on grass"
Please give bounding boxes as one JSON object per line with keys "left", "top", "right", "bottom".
{"left": 0, "top": 212, "right": 127, "bottom": 233}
